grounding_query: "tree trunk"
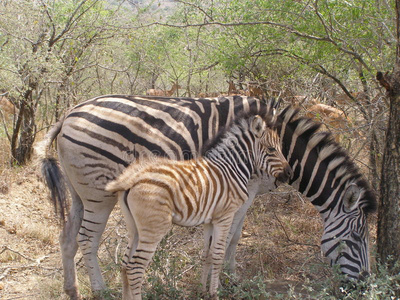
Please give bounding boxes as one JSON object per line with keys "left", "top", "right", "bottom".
{"left": 375, "top": 0, "right": 400, "bottom": 272}
{"left": 10, "top": 89, "right": 36, "bottom": 165}
{"left": 376, "top": 66, "right": 400, "bottom": 271}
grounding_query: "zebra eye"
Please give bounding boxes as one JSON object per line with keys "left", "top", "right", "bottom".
{"left": 268, "top": 147, "right": 276, "bottom": 152}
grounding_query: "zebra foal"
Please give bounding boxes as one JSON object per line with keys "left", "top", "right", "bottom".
{"left": 105, "top": 114, "right": 290, "bottom": 299}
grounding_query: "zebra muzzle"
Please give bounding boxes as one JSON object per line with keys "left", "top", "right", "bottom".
{"left": 276, "top": 164, "right": 292, "bottom": 183}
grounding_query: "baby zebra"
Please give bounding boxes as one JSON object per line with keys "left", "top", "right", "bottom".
{"left": 105, "top": 114, "right": 291, "bottom": 300}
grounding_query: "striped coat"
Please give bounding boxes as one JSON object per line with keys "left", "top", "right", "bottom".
{"left": 105, "top": 114, "right": 290, "bottom": 299}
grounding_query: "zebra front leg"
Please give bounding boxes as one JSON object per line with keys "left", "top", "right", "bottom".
{"left": 225, "top": 187, "right": 258, "bottom": 273}
{"left": 209, "top": 215, "right": 236, "bottom": 300}
{"left": 224, "top": 213, "right": 246, "bottom": 273}
{"left": 60, "top": 189, "right": 84, "bottom": 300}
{"left": 201, "top": 223, "right": 213, "bottom": 294}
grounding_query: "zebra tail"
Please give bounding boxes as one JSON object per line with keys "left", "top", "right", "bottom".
{"left": 35, "top": 118, "right": 68, "bottom": 223}
{"left": 105, "top": 178, "right": 131, "bottom": 192}
{"left": 105, "top": 160, "right": 147, "bottom": 192}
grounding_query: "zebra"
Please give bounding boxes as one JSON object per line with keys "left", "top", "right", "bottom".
{"left": 36, "top": 95, "right": 376, "bottom": 299}
{"left": 277, "top": 105, "right": 376, "bottom": 279}
{"left": 105, "top": 114, "right": 290, "bottom": 300}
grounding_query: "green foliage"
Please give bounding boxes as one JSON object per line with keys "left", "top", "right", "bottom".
{"left": 287, "top": 261, "right": 400, "bottom": 300}
{"left": 1, "top": 0, "right": 395, "bottom": 111}
{"left": 142, "top": 232, "right": 192, "bottom": 300}
{"left": 219, "top": 273, "right": 274, "bottom": 299}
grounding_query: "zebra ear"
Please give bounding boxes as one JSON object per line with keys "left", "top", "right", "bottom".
{"left": 343, "top": 183, "right": 362, "bottom": 211}
{"left": 251, "top": 115, "right": 266, "bottom": 138}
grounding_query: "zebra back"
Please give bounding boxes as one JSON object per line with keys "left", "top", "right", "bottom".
{"left": 66, "top": 95, "right": 272, "bottom": 162}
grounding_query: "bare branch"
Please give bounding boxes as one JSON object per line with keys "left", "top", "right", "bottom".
{"left": 48, "top": 0, "right": 101, "bottom": 47}
{"left": 175, "top": 0, "right": 214, "bottom": 21}
{"left": 140, "top": 20, "right": 333, "bottom": 43}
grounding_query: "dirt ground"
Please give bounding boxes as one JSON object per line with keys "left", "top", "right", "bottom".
{"left": 0, "top": 163, "right": 337, "bottom": 299}
{"left": 0, "top": 166, "right": 63, "bottom": 299}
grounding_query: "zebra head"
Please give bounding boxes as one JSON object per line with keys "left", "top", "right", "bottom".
{"left": 320, "top": 182, "right": 373, "bottom": 280}
{"left": 251, "top": 115, "right": 292, "bottom": 186}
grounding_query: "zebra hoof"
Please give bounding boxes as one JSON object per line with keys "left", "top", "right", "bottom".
{"left": 65, "top": 291, "right": 82, "bottom": 300}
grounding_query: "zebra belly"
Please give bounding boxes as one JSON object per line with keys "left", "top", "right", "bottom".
{"left": 172, "top": 217, "right": 205, "bottom": 227}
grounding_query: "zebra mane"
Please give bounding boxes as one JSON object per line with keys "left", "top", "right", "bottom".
{"left": 200, "top": 99, "right": 278, "bottom": 156}
{"left": 278, "top": 105, "right": 377, "bottom": 214}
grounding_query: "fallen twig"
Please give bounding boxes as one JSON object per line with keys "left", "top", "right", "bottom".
{"left": 272, "top": 211, "right": 319, "bottom": 248}
{"left": 0, "top": 267, "right": 11, "bottom": 280}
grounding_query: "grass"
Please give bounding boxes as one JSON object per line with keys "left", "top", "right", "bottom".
{"left": 17, "top": 220, "right": 58, "bottom": 245}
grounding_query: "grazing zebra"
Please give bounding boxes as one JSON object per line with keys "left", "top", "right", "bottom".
{"left": 277, "top": 106, "right": 376, "bottom": 280}
{"left": 105, "top": 114, "right": 290, "bottom": 299}
{"left": 36, "top": 95, "right": 376, "bottom": 299}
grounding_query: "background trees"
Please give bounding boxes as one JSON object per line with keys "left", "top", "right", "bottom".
{"left": 0, "top": 0, "right": 129, "bottom": 164}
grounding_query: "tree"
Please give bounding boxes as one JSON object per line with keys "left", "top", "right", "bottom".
{"left": 376, "top": 0, "right": 400, "bottom": 272}
{"left": 0, "top": 0, "right": 127, "bottom": 165}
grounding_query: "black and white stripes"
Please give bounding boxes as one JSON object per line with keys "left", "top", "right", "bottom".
{"left": 36, "top": 95, "right": 376, "bottom": 298}
{"left": 276, "top": 105, "right": 376, "bottom": 278}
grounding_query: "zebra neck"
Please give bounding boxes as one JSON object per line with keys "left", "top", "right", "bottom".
{"left": 278, "top": 108, "right": 362, "bottom": 214}
{"left": 204, "top": 133, "right": 254, "bottom": 194}
{"left": 286, "top": 148, "right": 351, "bottom": 214}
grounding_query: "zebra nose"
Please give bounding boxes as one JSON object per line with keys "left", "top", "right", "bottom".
{"left": 284, "top": 164, "right": 292, "bottom": 179}
{"left": 277, "top": 164, "right": 292, "bottom": 183}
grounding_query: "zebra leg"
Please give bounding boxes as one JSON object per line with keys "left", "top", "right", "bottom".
{"left": 119, "top": 191, "right": 140, "bottom": 300}
{"left": 201, "top": 223, "right": 213, "bottom": 293}
{"left": 77, "top": 199, "right": 117, "bottom": 297}
{"left": 120, "top": 267, "right": 130, "bottom": 300}
{"left": 60, "top": 186, "right": 84, "bottom": 300}
{"left": 123, "top": 191, "right": 173, "bottom": 299}
{"left": 125, "top": 229, "right": 172, "bottom": 298}
{"left": 209, "top": 215, "right": 236, "bottom": 300}
{"left": 121, "top": 235, "right": 139, "bottom": 299}
{"left": 224, "top": 186, "right": 259, "bottom": 273}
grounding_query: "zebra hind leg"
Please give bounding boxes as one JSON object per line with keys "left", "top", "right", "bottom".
{"left": 77, "top": 200, "right": 116, "bottom": 298}
{"left": 60, "top": 185, "right": 84, "bottom": 300}
{"left": 124, "top": 231, "right": 172, "bottom": 299}
{"left": 124, "top": 192, "right": 173, "bottom": 299}
{"left": 120, "top": 191, "right": 140, "bottom": 300}
{"left": 122, "top": 235, "right": 139, "bottom": 300}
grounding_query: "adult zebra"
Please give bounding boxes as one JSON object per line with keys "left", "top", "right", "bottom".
{"left": 106, "top": 113, "right": 290, "bottom": 299}
{"left": 36, "top": 95, "right": 376, "bottom": 299}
